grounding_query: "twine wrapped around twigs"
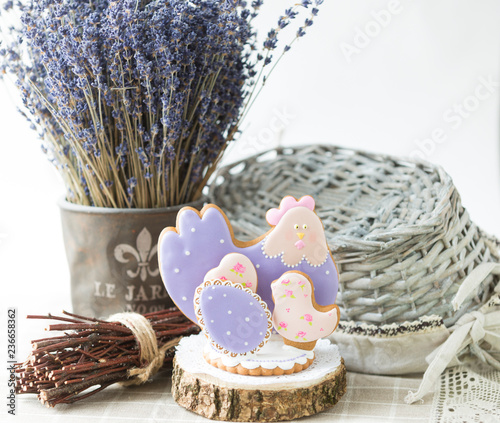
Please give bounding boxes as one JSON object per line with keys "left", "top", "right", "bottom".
{"left": 108, "top": 312, "right": 180, "bottom": 386}
{"left": 15, "top": 308, "right": 199, "bottom": 407}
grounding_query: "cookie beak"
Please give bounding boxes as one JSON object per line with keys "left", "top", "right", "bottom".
{"left": 296, "top": 232, "right": 305, "bottom": 240}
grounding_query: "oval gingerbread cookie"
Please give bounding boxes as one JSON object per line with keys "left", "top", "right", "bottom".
{"left": 194, "top": 279, "right": 272, "bottom": 356}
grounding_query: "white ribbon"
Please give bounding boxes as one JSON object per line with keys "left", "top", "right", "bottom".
{"left": 452, "top": 263, "right": 500, "bottom": 311}
{"left": 405, "top": 309, "right": 500, "bottom": 404}
{"left": 405, "top": 260, "right": 500, "bottom": 404}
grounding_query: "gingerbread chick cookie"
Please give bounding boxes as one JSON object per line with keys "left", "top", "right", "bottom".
{"left": 271, "top": 271, "right": 339, "bottom": 351}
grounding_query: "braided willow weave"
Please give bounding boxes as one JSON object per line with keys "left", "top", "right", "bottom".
{"left": 209, "top": 145, "right": 500, "bottom": 326}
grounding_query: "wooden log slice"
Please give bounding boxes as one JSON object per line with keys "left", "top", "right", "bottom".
{"left": 172, "top": 334, "right": 346, "bottom": 422}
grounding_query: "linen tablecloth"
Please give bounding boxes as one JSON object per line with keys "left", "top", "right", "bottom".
{"left": 15, "top": 370, "right": 434, "bottom": 423}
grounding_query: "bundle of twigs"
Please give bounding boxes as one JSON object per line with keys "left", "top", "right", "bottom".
{"left": 15, "top": 308, "right": 199, "bottom": 407}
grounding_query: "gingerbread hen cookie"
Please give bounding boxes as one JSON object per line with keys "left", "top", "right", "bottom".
{"left": 158, "top": 195, "right": 339, "bottom": 324}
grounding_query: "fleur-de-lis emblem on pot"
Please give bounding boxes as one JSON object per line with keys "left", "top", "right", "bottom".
{"left": 114, "top": 227, "right": 159, "bottom": 282}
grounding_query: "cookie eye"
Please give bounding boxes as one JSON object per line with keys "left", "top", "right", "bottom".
{"left": 303, "top": 224, "right": 307, "bottom": 229}
{"left": 294, "top": 224, "right": 299, "bottom": 229}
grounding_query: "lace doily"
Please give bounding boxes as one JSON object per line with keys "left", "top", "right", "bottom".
{"left": 175, "top": 333, "right": 342, "bottom": 389}
{"left": 432, "top": 366, "right": 500, "bottom": 422}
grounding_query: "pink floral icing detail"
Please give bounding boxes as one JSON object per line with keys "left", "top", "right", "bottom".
{"left": 295, "top": 331, "right": 307, "bottom": 340}
{"left": 220, "top": 276, "right": 227, "bottom": 281}
{"left": 232, "top": 262, "right": 246, "bottom": 274}
{"left": 284, "top": 290, "right": 294, "bottom": 298}
{"left": 300, "top": 313, "right": 313, "bottom": 326}
{"left": 281, "top": 279, "right": 290, "bottom": 285}
{"left": 245, "top": 281, "right": 252, "bottom": 288}
{"left": 278, "top": 321, "right": 288, "bottom": 331}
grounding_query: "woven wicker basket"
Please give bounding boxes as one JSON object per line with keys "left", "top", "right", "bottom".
{"left": 209, "top": 144, "right": 500, "bottom": 328}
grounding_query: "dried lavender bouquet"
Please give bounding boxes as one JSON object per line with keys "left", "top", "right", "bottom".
{"left": 0, "top": 0, "right": 323, "bottom": 208}
{"left": 16, "top": 309, "right": 199, "bottom": 407}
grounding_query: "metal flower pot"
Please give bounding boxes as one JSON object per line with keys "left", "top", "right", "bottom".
{"left": 59, "top": 198, "right": 205, "bottom": 318}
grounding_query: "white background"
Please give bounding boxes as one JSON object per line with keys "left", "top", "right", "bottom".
{"left": 1, "top": 0, "right": 500, "bottom": 361}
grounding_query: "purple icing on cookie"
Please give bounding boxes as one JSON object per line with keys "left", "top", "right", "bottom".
{"left": 159, "top": 206, "right": 339, "bottom": 323}
{"left": 200, "top": 285, "right": 268, "bottom": 354}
